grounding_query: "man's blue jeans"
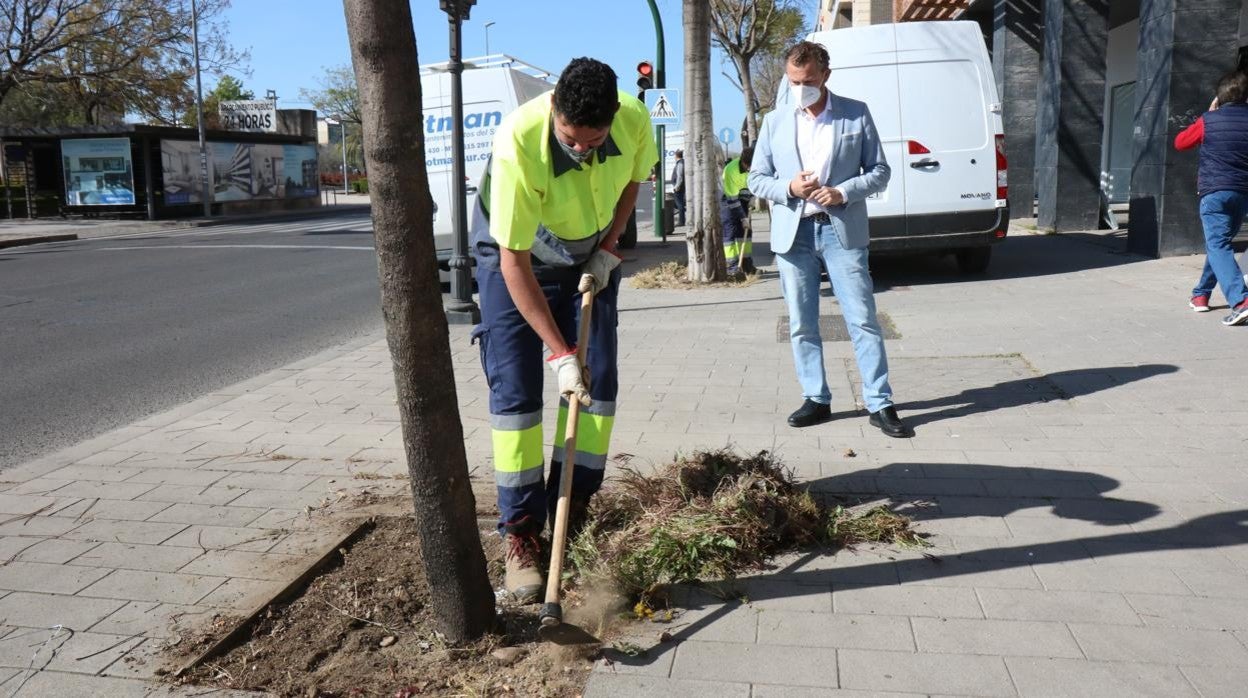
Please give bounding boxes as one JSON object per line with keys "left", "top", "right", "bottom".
{"left": 1191, "top": 190, "right": 1248, "bottom": 307}
{"left": 776, "top": 217, "right": 893, "bottom": 413}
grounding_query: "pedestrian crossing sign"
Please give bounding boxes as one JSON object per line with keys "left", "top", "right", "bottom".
{"left": 644, "top": 89, "right": 680, "bottom": 126}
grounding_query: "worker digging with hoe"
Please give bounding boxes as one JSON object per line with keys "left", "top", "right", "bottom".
{"left": 469, "top": 58, "right": 659, "bottom": 603}
{"left": 721, "top": 146, "right": 756, "bottom": 274}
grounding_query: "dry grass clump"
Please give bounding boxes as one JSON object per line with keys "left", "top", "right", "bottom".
{"left": 569, "top": 450, "right": 923, "bottom": 597}
{"left": 629, "top": 261, "right": 760, "bottom": 289}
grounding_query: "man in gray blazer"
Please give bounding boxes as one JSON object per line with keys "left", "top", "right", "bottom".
{"left": 748, "top": 40, "right": 910, "bottom": 437}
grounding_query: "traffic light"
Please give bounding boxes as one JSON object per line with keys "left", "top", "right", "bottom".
{"left": 636, "top": 61, "right": 654, "bottom": 100}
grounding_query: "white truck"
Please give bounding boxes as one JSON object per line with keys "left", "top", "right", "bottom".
{"left": 418, "top": 55, "right": 555, "bottom": 277}
{"left": 800, "top": 21, "right": 1009, "bottom": 273}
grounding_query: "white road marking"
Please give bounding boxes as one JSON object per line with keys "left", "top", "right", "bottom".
{"left": 0, "top": 215, "right": 374, "bottom": 255}
{"left": 95, "top": 244, "right": 374, "bottom": 251}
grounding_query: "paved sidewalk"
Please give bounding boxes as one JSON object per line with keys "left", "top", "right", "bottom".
{"left": 1, "top": 218, "right": 1246, "bottom": 695}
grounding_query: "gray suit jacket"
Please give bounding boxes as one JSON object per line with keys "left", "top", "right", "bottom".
{"left": 748, "top": 93, "right": 890, "bottom": 253}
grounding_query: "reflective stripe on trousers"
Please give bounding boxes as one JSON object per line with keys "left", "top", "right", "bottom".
{"left": 721, "top": 198, "right": 750, "bottom": 267}
{"left": 473, "top": 263, "right": 620, "bottom": 531}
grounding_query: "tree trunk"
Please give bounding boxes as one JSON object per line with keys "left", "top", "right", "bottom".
{"left": 342, "top": 0, "right": 495, "bottom": 643}
{"left": 735, "top": 54, "right": 759, "bottom": 147}
{"left": 684, "top": 0, "right": 726, "bottom": 283}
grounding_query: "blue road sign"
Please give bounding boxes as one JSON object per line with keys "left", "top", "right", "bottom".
{"left": 644, "top": 89, "right": 681, "bottom": 127}
{"left": 718, "top": 127, "right": 736, "bottom": 145}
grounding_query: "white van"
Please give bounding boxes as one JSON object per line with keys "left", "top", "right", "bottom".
{"left": 802, "top": 21, "right": 1008, "bottom": 273}
{"left": 418, "top": 55, "right": 555, "bottom": 276}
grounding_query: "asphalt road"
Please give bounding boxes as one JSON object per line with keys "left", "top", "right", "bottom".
{"left": 0, "top": 211, "right": 389, "bottom": 471}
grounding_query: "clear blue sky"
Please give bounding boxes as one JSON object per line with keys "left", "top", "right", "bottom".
{"left": 217, "top": 0, "right": 814, "bottom": 143}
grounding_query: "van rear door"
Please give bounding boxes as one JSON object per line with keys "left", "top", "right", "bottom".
{"left": 813, "top": 26, "right": 906, "bottom": 234}
{"left": 894, "top": 22, "right": 1001, "bottom": 238}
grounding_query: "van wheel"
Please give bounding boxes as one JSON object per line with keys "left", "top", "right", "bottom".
{"left": 955, "top": 246, "right": 991, "bottom": 274}
{"left": 619, "top": 212, "right": 638, "bottom": 249}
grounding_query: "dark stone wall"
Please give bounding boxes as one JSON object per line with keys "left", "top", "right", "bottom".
{"left": 993, "top": 0, "right": 1044, "bottom": 218}
{"left": 1035, "top": 0, "right": 1110, "bottom": 233}
{"left": 1129, "top": 0, "right": 1242, "bottom": 257}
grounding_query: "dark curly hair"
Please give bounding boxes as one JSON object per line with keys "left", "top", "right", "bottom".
{"left": 553, "top": 57, "right": 619, "bottom": 129}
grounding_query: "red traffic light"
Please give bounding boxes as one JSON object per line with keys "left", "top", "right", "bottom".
{"left": 636, "top": 60, "right": 655, "bottom": 96}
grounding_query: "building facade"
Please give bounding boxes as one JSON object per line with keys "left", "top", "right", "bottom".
{"left": 938, "top": 0, "right": 1247, "bottom": 257}
{"left": 1, "top": 115, "right": 320, "bottom": 221}
{"left": 816, "top": 0, "right": 898, "bottom": 30}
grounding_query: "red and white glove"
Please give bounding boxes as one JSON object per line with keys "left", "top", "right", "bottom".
{"left": 547, "top": 348, "right": 591, "bottom": 406}
{"left": 578, "top": 248, "right": 622, "bottom": 296}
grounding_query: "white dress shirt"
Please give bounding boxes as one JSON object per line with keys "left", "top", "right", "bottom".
{"left": 795, "top": 94, "right": 841, "bottom": 217}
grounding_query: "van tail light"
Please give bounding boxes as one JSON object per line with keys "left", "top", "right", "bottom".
{"left": 995, "top": 134, "right": 1008, "bottom": 201}
{"left": 907, "top": 140, "right": 930, "bottom": 155}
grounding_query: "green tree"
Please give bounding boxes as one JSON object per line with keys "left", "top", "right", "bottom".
{"left": 184, "top": 74, "right": 255, "bottom": 129}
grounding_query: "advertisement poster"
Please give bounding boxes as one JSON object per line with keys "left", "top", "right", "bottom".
{"left": 281, "top": 144, "right": 319, "bottom": 199}
{"left": 160, "top": 140, "right": 210, "bottom": 205}
{"left": 161, "top": 140, "right": 316, "bottom": 203}
{"left": 62, "top": 138, "right": 135, "bottom": 206}
{"left": 211, "top": 142, "right": 256, "bottom": 201}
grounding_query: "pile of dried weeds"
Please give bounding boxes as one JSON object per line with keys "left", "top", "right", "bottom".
{"left": 629, "top": 261, "right": 759, "bottom": 289}
{"left": 569, "top": 450, "right": 924, "bottom": 597}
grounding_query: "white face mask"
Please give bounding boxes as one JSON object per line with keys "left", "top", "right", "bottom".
{"left": 790, "top": 83, "right": 822, "bottom": 109}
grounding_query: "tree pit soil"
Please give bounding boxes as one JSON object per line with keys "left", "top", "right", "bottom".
{"left": 169, "top": 515, "right": 609, "bottom": 697}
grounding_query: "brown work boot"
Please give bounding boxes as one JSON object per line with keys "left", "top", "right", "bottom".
{"left": 502, "top": 521, "right": 544, "bottom": 604}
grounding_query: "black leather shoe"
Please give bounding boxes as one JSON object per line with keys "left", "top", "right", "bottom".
{"left": 869, "top": 406, "right": 912, "bottom": 438}
{"left": 788, "top": 399, "right": 832, "bottom": 428}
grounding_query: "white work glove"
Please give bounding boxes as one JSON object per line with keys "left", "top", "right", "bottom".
{"left": 547, "top": 349, "right": 591, "bottom": 407}
{"left": 578, "top": 248, "right": 622, "bottom": 296}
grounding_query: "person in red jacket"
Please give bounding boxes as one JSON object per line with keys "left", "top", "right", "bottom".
{"left": 1175, "top": 71, "right": 1248, "bottom": 325}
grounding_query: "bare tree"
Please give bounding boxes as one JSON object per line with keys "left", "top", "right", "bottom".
{"left": 0, "top": 0, "right": 246, "bottom": 125}
{"left": 750, "top": 6, "right": 808, "bottom": 117}
{"left": 709, "top": 0, "right": 802, "bottom": 145}
{"left": 685, "top": 0, "right": 726, "bottom": 283}
{"left": 342, "top": 0, "right": 495, "bottom": 642}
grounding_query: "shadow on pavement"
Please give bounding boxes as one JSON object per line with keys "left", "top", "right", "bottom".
{"left": 900, "top": 364, "right": 1179, "bottom": 429}
{"left": 867, "top": 233, "right": 1148, "bottom": 293}
{"left": 813, "top": 462, "right": 1160, "bottom": 526}
{"left": 600, "top": 460, "right": 1247, "bottom": 672}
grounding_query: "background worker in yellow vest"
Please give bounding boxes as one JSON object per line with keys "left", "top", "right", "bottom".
{"left": 469, "top": 58, "right": 658, "bottom": 603}
{"left": 721, "top": 146, "right": 755, "bottom": 273}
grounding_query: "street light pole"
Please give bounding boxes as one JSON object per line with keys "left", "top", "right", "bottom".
{"left": 190, "top": 0, "right": 211, "bottom": 218}
{"left": 485, "top": 21, "right": 495, "bottom": 56}
{"left": 646, "top": 0, "right": 667, "bottom": 240}
{"left": 441, "top": 0, "right": 480, "bottom": 325}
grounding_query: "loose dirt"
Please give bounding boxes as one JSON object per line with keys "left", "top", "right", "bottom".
{"left": 171, "top": 516, "right": 600, "bottom": 698}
